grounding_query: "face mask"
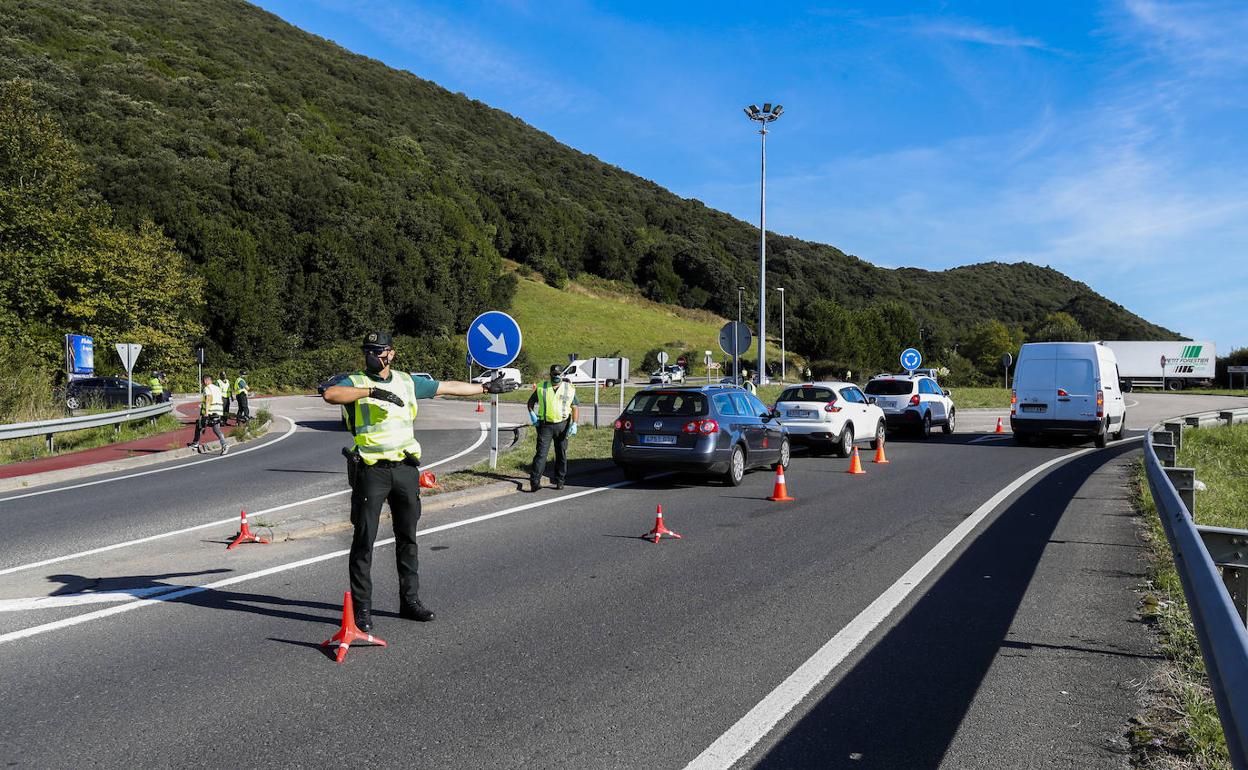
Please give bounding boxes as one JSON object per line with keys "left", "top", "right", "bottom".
{"left": 364, "top": 351, "right": 385, "bottom": 374}
{"left": 550, "top": 374, "right": 562, "bottom": 385}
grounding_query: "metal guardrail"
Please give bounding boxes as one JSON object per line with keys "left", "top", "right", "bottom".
{"left": 0, "top": 402, "right": 175, "bottom": 452}
{"left": 1144, "top": 405, "right": 1248, "bottom": 769}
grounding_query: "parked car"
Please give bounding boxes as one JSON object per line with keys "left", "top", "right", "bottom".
{"left": 1011, "top": 342, "right": 1127, "bottom": 447}
{"left": 774, "top": 382, "right": 885, "bottom": 456}
{"left": 612, "top": 384, "right": 790, "bottom": 486}
{"left": 63, "top": 377, "right": 154, "bottom": 410}
{"left": 649, "top": 365, "right": 686, "bottom": 384}
{"left": 864, "top": 374, "right": 956, "bottom": 438}
{"left": 470, "top": 367, "right": 522, "bottom": 386}
{"left": 317, "top": 372, "right": 352, "bottom": 396}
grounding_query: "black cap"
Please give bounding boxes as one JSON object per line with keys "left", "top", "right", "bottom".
{"left": 362, "top": 331, "right": 394, "bottom": 349}
{"left": 549, "top": 364, "right": 563, "bottom": 377}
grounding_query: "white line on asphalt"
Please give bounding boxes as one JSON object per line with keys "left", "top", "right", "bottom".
{"left": 682, "top": 436, "right": 1144, "bottom": 770}
{"left": 0, "top": 423, "right": 489, "bottom": 578}
{"left": 0, "top": 586, "right": 180, "bottom": 611}
{"left": 0, "top": 413, "right": 300, "bottom": 504}
{"left": 0, "top": 474, "right": 637, "bottom": 647}
{"left": 969, "top": 435, "right": 1013, "bottom": 444}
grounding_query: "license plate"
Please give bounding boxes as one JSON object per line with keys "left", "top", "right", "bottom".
{"left": 787, "top": 409, "right": 815, "bottom": 419}
{"left": 642, "top": 434, "right": 677, "bottom": 445}
{"left": 1021, "top": 404, "right": 1046, "bottom": 413}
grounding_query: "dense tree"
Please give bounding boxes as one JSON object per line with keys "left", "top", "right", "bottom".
{"left": 1027, "top": 312, "right": 1088, "bottom": 342}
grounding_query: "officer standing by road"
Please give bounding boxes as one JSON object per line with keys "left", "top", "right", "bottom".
{"left": 218, "top": 371, "right": 232, "bottom": 425}
{"left": 187, "top": 374, "right": 227, "bottom": 455}
{"left": 322, "top": 332, "right": 516, "bottom": 633}
{"left": 147, "top": 371, "right": 164, "bottom": 403}
{"left": 234, "top": 370, "right": 251, "bottom": 423}
{"left": 741, "top": 369, "right": 758, "bottom": 395}
{"left": 526, "top": 364, "right": 579, "bottom": 492}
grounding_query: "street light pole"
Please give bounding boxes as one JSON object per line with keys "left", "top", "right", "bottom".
{"left": 744, "top": 103, "right": 782, "bottom": 384}
{"left": 736, "top": 285, "right": 745, "bottom": 386}
{"left": 777, "top": 287, "right": 785, "bottom": 383}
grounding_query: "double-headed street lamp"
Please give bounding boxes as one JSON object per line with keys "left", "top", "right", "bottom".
{"left": 743, "top": 102, "right": 782, "bottom": 384}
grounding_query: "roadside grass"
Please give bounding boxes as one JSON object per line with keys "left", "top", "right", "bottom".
{"left": 1130, "top": 422, "right": 1248, "bottom": 769}
{"left": 228, "top": 408, "right": 273, "bottom": 442}
{"left": 0, "top": 413, "right": 184, "bottom": 465}
{"left": 432, "top": 424, "right": 615, "bottom": 495}
{"left": 1155, "top": 388, "right": 1248, "bottom": 397}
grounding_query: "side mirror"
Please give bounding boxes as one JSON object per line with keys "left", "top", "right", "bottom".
{"left": 868, "top": 396, "right": 877, "bottom": 405}
{"left": 1120, "top": 380, "right": 1132, "bottom": 393}
{"left": 760, "top": 411, "right": 775, "bottom": 422}
{"left": 945, "top": 390, "right": 953, "bottom": 398}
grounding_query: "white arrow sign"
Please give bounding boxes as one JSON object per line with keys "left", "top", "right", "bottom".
{"left": 476, "top": 323, "right": 508, "bottom": 356}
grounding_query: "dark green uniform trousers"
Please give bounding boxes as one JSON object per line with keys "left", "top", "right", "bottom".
{"left": 349, "top": 459, "right": 422, "bottom": 608}
{"left": 530, "top": 418, "right": 570, "bottom": 486}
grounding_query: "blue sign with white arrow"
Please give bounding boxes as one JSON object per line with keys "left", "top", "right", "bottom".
{"left": 466, "top": 311, "right": 522, "bottom": 370}
{"left": 900, "top": 347, "right": 922, "bottom": 372}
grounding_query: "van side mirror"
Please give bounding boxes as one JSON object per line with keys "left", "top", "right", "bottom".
{"left": 868, "top": 396, "right": 877, "bottom": 405}
{"left": 1120, "top": 379, "right": 1132, "bottom": 393}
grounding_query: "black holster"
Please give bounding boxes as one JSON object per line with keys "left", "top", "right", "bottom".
{"left": 342, "top": 446, "right": 362, "bottom": 489}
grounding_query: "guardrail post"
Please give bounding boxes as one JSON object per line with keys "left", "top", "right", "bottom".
{"left": 1164, "top": 421, "right": 1184, "bottom": 452}
{"left": 1197, "top": 526, "right": 1248, "bottom": 626}
{"left": 1185, "top": 415, "right": 1203, "bottom": 428}
{"left": 1164, "top": 467, "right": 1197, "bottom": 514}
{"left": 1154, "top": 442, "right": 1177, "bottom": 468}
{"left": 46, "top": 433, "right": 53, "bottom": 453}
{"left": 1221, "top": 411, "right": 1236, "bottom": 427}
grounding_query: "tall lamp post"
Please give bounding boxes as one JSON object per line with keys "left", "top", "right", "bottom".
{"left": 736, "top": 285, "right": 745, "bottom": 385}
{"left": 776, "top": 286, "right": 786, "bottom": 383}
{"left": 744, "top": 103, "right": 782, "bottom": 384}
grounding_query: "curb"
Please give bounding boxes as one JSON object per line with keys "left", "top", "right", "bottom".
{"left": 0, "top": 421, "right": 272, "bottom": 494}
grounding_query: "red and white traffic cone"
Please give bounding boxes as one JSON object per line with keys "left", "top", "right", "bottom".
{"left": 995, "top": 417, "right": 1006, "bottom": 434}
{"left": 642, "top": 505, "right": 682, "bottom": 543}
{"left": 321, "top": 591, "right": 386, "bottom": 664}
{"left": 847, "top": 447, "right": 866, "bottom": 475}
{"left": 226, "top": 510, "right": 269, "bottom": 551}
{"left": 767, "top": 465, "right": 795, "bottom": 502}
{"left": 419, "top": 470, "right": 437, "bottom": 489}
{"left": 475, "top": 400, "right": 485, "bottom": 413}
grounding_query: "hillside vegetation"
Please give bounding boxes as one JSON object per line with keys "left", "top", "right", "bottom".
{"left": 0, "top": 0, "right": 1176, "bottom": 384}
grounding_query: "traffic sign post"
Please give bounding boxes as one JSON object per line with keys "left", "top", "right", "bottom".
{"left": 1161, "top": 355, "right": 1167, "bottom": 392}
{"left": 704, "top": 350, "right": 713, "bottom": 383}
{"left": 466, "top": 311, "right": 522, "bottom": 469}
{"left": 1001, "top": 352, "right": 1013, "bottom": 389}
{"left": 900, "top": 347, "right": 922, "bottom": 376}
{"left": 720, "top": 322, "right": 752, "bottom": 386}
{"left": 115, "top": 343, "right": 142, "bottom": 409}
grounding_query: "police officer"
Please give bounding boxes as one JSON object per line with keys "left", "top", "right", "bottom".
{"left": 322, "top": 332, "right": 516, "bottom": 633}
{"left": 234, "top": 370, "right": 251, "bottom": 422}
{"left": 218, "top": 371, "right": 232, "bottom": 425}
{"left": 526, "top": 364, "right": 579, "bottom": 492}
{"left": 741, "top": 369, "right": 758, "bottom": 395}
{"left": 147, "top": 371, "right": 164, "bottom": 403}
{"left": 188, "top": 374, "right": 227, "bottom": 455}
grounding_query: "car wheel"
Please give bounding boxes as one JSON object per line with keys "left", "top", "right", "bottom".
{"left": 65, "top": 395, "right": 81, "bottom": 410}
{"left": 1166, "top": 379, "right": 1182, "bottom": 391}
{"left": 870, "top": 420, "right": 886, "bottom": 449}
{"left": 622, "top": 465, "right": 645, "bottom": 482}
{"left": 943, "top": 409, "right": 955, "bottom": 434}
{"left": 606, "top": 380, "right": 617, "bottom": 388}
{"left": 775, "top": 436, "right": 791, "bottom": 469}
{"left": 724, "top": 444, "right": 746, "bottom": 486}
{"left": 1094, "top": 421, "right": 1109, "bottom": 448}
{"left": 836, "top": 424, "right": 854, "bottom": 458}
{"left": 919, "top": 413, "right": 931, "bottom": 439}
{"left": 133, "top": 395, "right": 151, "bottom": 407}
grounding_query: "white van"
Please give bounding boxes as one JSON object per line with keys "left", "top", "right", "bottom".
{"left": 1010, "top": 342, "right": 1127, "bottom": 448}
{"left": 561, "top": 359, "right": 622, "bottom": 387}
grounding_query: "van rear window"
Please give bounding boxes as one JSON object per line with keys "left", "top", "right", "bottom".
{"left": 625, "top": 392, "right": 708, "bottom": 417}
{"left": 864, "top": 380, "right": 913, "bottom": 396}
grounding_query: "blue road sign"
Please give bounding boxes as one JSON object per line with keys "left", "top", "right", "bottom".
{"left": 466, "top": 311, "right": 522, "bottom": 370}
{"left": 900, "top": 347, "right": 922, "bottom": 372}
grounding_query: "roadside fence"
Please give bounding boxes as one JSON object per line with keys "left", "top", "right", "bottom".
{"left": 0, "top": 402, "right": 175, "bottom": 453}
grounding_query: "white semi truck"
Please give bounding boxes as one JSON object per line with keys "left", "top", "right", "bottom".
{"left": 1100, "top": 340, "right": 1216, "bottom": 390}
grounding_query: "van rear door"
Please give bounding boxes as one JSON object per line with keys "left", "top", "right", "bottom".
{"left": 1015, "top": 357, "right": 1056, "bottom": 416}
{"left": 1054, "top": 356, "right": 1096, "bottom": 424}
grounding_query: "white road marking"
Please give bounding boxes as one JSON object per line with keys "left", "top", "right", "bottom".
{"left": 0, "top": 423, "right": 489, "bottom": 578}
{"left": 969, "top": 435, "right": 1013, "bottom": 444}
{"left": 0, "top": 474, "right": 639, "bottom": 647}
{"left": 0, "top": 586, "right": 180, "bottom": 611}
{"left": 682, "top": 436, "right": 1143, "bottom": 770}
{"left": 0, "top": 413, "right": 299, "bottom": 504}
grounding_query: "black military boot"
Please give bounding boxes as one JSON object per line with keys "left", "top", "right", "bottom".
{"left": 399, "top": 600, "right": 436, "bottom": 622}
{"left": 353, "top": 604, "right": 373, "bottom": 633}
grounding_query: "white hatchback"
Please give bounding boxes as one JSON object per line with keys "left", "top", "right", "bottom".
{"left": 774, "top": 382, "right": 886, "bottom": 457}
{"left": 864, "top": 375, "right": 956, "bottom": 438}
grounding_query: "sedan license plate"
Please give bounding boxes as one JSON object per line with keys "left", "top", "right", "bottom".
{"left": 1021, "top": 404, "right": 1046, "bottom": 413}
{"left": 642, "top": 434, "right": 677, "bottom": 445}
{"left": 787, "top": 409, "right": 815, "bottom": 419}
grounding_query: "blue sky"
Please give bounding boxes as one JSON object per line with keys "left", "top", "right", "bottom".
{"left": 253, "top": 0, "right": 1248, "bottom": 353}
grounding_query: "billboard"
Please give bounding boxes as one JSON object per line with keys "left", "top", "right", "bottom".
{"left": 65, "top": 334, "right": 95, "bottom": 379}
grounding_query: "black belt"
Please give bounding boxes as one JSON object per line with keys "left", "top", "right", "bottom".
{"left": 364, "top": 456, "right": 419, "bottom": 468}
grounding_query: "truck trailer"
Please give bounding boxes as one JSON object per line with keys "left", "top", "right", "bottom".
{"left": 1099, "top": 340, "right": 1216, "bottom": 390}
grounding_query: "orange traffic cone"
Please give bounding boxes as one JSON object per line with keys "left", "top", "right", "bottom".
{"left": 767, "top": 465, "right": 795, "bottom": 501}
{"left": 322, "top": 591, "right": 386, "bottom": 664}
{"left": 995, "top": 417, "right": 1005, "bottom": 434}
{"left": 847, "top": 447, "right": 866, "bottom": 475}
{"left": 226, "top": 510, "right": 269, "bottom": 550}
{"left": 872, "top": 438, "right": 890, "bottom": 464}
{"left": 419, "top": 470, "right": 437, "bottom": 489}
{"left": 642, "top": 505, "right": 682, "bottom": 543}
{"left": 475, "top": 400, "right": 485, "bottom": 413}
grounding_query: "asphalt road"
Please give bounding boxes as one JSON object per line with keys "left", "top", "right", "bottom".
{"left": 0, "top": 392, "right": 1244, "bottom": 768}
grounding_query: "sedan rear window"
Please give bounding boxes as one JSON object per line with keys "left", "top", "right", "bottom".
{"left": 626, "top": 392, "right": 708, "bottom": 417}
{"left": 864, "top": 380, "right": 913, "bottom": 396}
{"left": 778, "top": 386, "right": 836, "bottom": 403}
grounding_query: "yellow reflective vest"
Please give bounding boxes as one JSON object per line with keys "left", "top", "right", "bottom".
{"left": 534, "top": 381, "right": 576, "bottom": 423}
{"left": 201, "top": 383, "right": 223, "bottom": 416}
{"left": 148, "top": 377, "right": 163, "bottom": 395}
{"left": 342, "top": 371, "right": 421, "bottom": 464}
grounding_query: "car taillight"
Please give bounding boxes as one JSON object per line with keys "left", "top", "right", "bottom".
{"left": 683, "top": 421, "right": 699, "bottom": 434}
{"left": 1096, "top": 389, "right": 1104, "bottom": 418}
{"left": 909, "top": 394, "right": 921, "bottom": 406}
{"left": 824, "top": 402, "right": 841, "bottom": 413}
{"left": 699, "top": 419, "right": 719, "bottom": 434}
{"left": 614, "top": 419, "right": 632, "bottom": 431}
{"left": 1011, "top": 389, "right": 1017, "bottom": 416}
{"left": 1057, "top": 388, "right": 1069, "bottom": 397}
{"left": 614, "top": 419, "right": 623, "bottom": 429}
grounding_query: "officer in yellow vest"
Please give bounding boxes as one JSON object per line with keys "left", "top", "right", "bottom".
{"left": 322, "top": 331, "right": 516, "bottom": 632}
{"left": 525, "top": 364, "right": 580, "bottom": 492}
{"left": 147, "top": 371, "right": 164, "bottom": 403}
{"left": 218, "top": 371, "right": 233, "bottom": 425}
{"left": 188, "top": 374, "right": 226, "bottom": 455}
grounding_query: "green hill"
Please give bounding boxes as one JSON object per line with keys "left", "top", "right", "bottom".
{"left": 0, "top": 0, "right": 1177, "bottom": 373}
